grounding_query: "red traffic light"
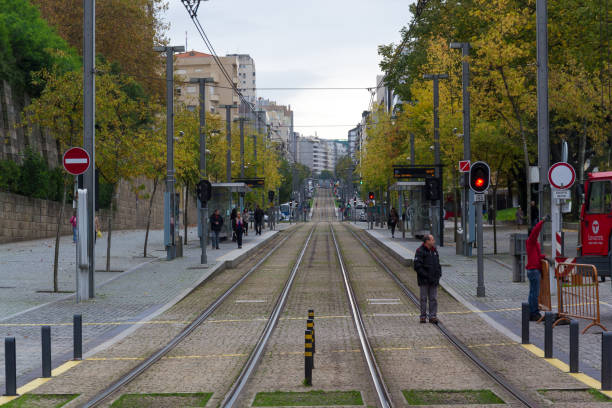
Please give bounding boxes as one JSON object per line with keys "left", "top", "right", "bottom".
{"left": 368, "top": 192, "right": 374, "bottom": 200}
{"left": 469, "top": 161, "right": 490, "bottom": 193}
{"left": 475, "top": 178, "right": 485, "bottom": 188}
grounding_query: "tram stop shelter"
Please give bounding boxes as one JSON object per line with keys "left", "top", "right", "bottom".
{"left": 203, "top": 182, "right": 251, "bottom": 241}
{"left": 390, "top": 181, "right": 430, "bottom": 238}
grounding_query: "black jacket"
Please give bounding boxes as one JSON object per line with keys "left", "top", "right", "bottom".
{"left": 414, "top": 244, "right": 442, "bottom": 286}
{"left": 254, "top": 208, "right": 264, "bottom": 222}
{"left": 210, "top": 214, "right": 224, "bottom": 232}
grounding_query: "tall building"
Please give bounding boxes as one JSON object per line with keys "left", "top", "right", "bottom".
{"left": 174, "top": 50, "right": 240, "bottom": 120}
{"left": 228, "top": 54, "right": 257, "bottom": 105}
{"left": 259, "top": 99, "right": 293, "bottom": 157}
{"left": 296, "top": 136, "right": 347, "bottom": 175}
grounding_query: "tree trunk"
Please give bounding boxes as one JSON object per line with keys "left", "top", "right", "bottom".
{"left": 105, "top": 184, "right": 116, "bottom": 272}
{"left": 493, "top": 186, "right": 498, "bottom": 255}
{"left": 52, "top": 181, "right": 68, "bottom": 292}
{"left": 143, "top": 178, "right": 158, "bottom": 258}
{"left": 184, "top": 185, "right": 188, "bottom": 245}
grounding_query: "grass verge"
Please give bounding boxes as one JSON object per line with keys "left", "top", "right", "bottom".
{"left": 252, "top": 390, "right": 363, "bottom": 406}
{"left": 403, "top": 389, "right": 504, "bottom": 405}
{"left": 110, "top": 392, "right": 212, "bottom": 407}
{"left": 3, "top": 394, "right": 78, "bottom": 408}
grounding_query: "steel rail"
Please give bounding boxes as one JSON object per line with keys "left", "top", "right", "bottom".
{"left": 82, "top": 226, "right": 302, "bottom": 408}
{"left": 220, "top": 224, "right": 317, "bottom": 407}
{"left": 330, "top": 225, "right": 394, "bottom": 408}
{"left": 345, "top": 226, "right": 541, "bottom": 408}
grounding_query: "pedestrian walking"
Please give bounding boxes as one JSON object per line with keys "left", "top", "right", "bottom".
{"left": 388, "top": 207, "right": 399, "bottom": 238}
{"left": 94, "top": 215, "right": 101, "bottom": 243}
{"left": 414, "top": 234, "right": 442, "bottom": 324}
{"left": 526, "top": 215, "right": 550, "bottom": 321}
{"left": 242, "top": 208, "right": 249, "bottom": 236}
{"left": 209, "top": 209, "right": 223, "bottom": 249}
{"left": 254, "top": 205, "right": 264, "bottom": 235}
{"left": 530, "top": 201, "right": 539, "bottom": 227}
{"left": 230, "top": 208, "right": 237, "bottom": 241}
{"left": 70, "top": 211, "right": 77, "bottom": 243}
{"left": 515, "top": 207, "right": 524, "bottom": 226}
{"left": 235, "top": 212, "right": 245, "bottom": 249}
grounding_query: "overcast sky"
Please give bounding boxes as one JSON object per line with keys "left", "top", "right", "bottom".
{"left": 164, "top": 1, "right": 411, "bottom": 140}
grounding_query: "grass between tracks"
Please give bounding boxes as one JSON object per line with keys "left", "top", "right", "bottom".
{"left": 402, "top": 389, "right": 504, "bottom": 405}
{"left": 2, "top": 394, "right": 78, "bottom": 407}
{"left": 110, "top": 392, "right": 212, "bottom": 407}
{"left": 252, "top": 390, "right": 363, "bottom": 406}
{"left": 537, "top": 388, "right": 612, "bottom": 403}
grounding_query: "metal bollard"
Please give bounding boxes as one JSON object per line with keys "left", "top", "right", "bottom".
{"left": 544, "top": 312, "right": 554, "bottom": 358}
{"left": 42, "top": 326, "right": 51, "bottom": 378}
{"left": 521, "top": 302, "right": 530, "bottom": 344}
{"left": 304, "top": 329, "right": 313, "bottom": 386}
{"left": 74, "top": 314, "right": 82, "bottom": 360}
{"left": 569, "top": 320, "right": 579, "bottom": 373}
{"left": 5, "top": 337, "right": 17, "bottom": 396}
{"left": 602, "top": 332, "right": 612, "bottom": 390}
{"left": 307, "top": 318, "right": 315, "bottom": 368}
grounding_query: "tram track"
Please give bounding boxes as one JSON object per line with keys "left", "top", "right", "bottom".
{"left": 80, "top": 225, "right": 315, "bottom": 408}
{"left": 339, "top": 223, "right": 542, "bottom": 408}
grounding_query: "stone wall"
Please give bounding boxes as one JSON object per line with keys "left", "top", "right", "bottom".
{"left": 0, "top": 178, "right": 199, "bottom": 244}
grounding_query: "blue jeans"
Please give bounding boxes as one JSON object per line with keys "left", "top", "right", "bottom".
{"left": 527, "top": 269, "right": 541, "bottom": 315}
{"left": 72, "top": 227, "right": 77, "bottom": 243}
{"left": 211, "top": 230, "right": 220, "bottom": 249}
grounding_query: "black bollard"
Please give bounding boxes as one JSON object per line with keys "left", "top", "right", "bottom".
{"left": 73, "top": 314, "right": 82, "bottom": 360}
{"left": 307, "top": 319, "right": 315, "bottom": 368}
{"left": 5, "top": 337, "right": 17, "bottom": 396}
{"left": 569, "top": 320, "right": 579, "bottom": 373}
{"left": 304, "top": 329, "right": 313, "bottom": 386}
{"left": 602, "top": 332, "right": 612, "bottom": 390}
{"left": 42, "top": 326, "right": 51, "bottom": 378}
{"left": 544, "top": 312, "right": 554, "bottom": 358}
{"left": 521, "top": 302, "right": 530, "bottom": 344}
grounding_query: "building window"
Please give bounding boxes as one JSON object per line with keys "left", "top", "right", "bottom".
{"left": 176, "top": 69, "right": 187, "bottom": 75}
{"left": 187, "top": 86, "right": 197, "bottom": 94}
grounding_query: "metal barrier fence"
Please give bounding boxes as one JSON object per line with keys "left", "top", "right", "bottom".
{"left": 537, "top": 259, "right": 552, "bottom": 322}
{"left": 554, "top": 262, "right": 607, "bottom": 334}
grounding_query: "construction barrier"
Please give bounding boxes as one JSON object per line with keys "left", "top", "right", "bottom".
{"left": 537, "top": 259, "right": 552, "bottom": 322}
{"left": 554, "top": 262, "right": 607, "bottom": 334}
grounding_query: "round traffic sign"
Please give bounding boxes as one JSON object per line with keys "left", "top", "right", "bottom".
{"left": 63, "top": 147, "right": 90, "bottom": 175}
{"left": 548, "top": 162, "right": 575, "bottom": 190}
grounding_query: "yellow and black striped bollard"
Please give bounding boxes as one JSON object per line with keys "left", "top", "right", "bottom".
{"left": 307, "top": 318, "right": 315, "bottom": 368}
{"left": 305, "top": 329, "right": 313, "bottom": 385}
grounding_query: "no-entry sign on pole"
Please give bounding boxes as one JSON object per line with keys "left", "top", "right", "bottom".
{"left": 458, "top": 160, "right": 471, "bottom": 172}
{"left": 63, "top": 147, "right": 90, "bottom": 175}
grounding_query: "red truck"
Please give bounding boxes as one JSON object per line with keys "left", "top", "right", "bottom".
{"left": 578, "top": 171, "right": 612, "bottom": 278}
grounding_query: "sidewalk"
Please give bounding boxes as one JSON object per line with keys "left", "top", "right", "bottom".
{"left": 354, "top": 222, "right": 612, "bottom": 383}
{"left": 0, "top": 223, "right": 288, "bottom": 390}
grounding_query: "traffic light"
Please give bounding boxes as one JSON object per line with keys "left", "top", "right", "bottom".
{"left": 196, "top": 180, "right": 212, "bottom": 203}
{"left": 268, "top": 190, "right": 275, "bottom": 202}
{"left": 469, "top": 161, "right": 490, "bottom": 193}
{"left": 368, "top": 191, "right": 375, "bottom": 200}
{"left": 424, "top": 178, "right": 441, "bottom": 201}
{"left": 360, "top": 179, "right": 363, "bottom": 185}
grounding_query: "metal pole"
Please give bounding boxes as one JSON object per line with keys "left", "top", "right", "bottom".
{"left": 476, "top": 201, "right": 485, "bottom": 297}
{"left": 223, "top": 105, "right": 234, "bottom": 182}
{"left": 537, "top": 0, "right": 550, "bottom": 229}
{"left": 83, "top": 0, "right": 96, "bottom": 298}
{"left": 240, "top": 119, "right": 245, "bottom": 178}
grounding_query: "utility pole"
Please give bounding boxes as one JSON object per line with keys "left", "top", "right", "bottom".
{"left": 291, "top": 110, "right": 296, "bottom": 209}
{"left": 154, "top": 44, "right": 185, "bottom": 261}
{"left": 238, "top": 117, "right": 247, "bottom": 211}
{"left": 222, "top": 105, "right": 237, "bottom": 182}
{"left": 190, "top": 77, "right": 213, "bottom": 265}
{"left": 424, "top": 73, "right": 448, "bottom": 247}
{"left": 83, "top": 0, "right": 95, "bottom": 298}
{"left": 450, "top": 42, "right": 473, "bottom": 257}
{"left": 537, "top": 0, "right": 550, "bottom": 233}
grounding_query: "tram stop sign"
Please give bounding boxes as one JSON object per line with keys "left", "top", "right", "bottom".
{"left": 63, "top": 147, "right": 90, "bottom": 175}
{"left": 548, "top": 162, "right": 575, "bottom": 190}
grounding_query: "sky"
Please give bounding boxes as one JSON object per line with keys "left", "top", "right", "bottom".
{"left": 164, "top": 0, "right": 412, "bottom": 140}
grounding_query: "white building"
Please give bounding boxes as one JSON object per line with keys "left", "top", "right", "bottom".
{"left": 297, "top": 136, "right": 347, "bottom": 175}
{"left": 228, "top": 54, "right": 257, "bottom": 106}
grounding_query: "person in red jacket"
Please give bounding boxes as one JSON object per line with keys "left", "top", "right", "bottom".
{"left": 526, "top": 215, "right": 550, "bottom": 320}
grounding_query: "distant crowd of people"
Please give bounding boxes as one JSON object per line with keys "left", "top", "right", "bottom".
{"left": 210, "top": 205, "right": 265, "bottom": 250}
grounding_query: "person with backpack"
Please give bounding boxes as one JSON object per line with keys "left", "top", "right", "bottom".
{"left": 388, "top": 207, "right": 399, "bottom": 238}
{"left": 414, "top": 234, "right": 442, "bottom": 324}
{"left": 209, "top": 209, "right": 223, "bottom": 249}
{"left": 254, "top": 205, "right": 264, "bottom": 235}
{"left": 235, "top": 212, "right": 245, "bottom": 249}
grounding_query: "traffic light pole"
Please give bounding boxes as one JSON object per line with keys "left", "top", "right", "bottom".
{"left": 476, "top": 199, "right": 485, "bottom": 297}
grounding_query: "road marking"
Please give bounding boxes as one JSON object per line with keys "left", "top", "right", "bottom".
{"left": 368, "top": 298, "right": 402, "bottom": 305}
{"left": 521, "top": 344, "right": 612, "bottom": 398}
{"left": 235, "top": 299, "right": 266, "bottom": 303}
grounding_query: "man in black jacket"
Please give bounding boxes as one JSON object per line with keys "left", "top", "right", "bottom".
{"left": 414, "top": 234, "right": 442, "bottom": 324}
{"left": 209, "top": 209, "right": 223, "bottom": 249}
{"left": 254, "top": 205, "right": 264, "bottom": 235}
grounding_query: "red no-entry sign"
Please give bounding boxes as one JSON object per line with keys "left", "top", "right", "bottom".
{"left": 63, "top": 147, "right": 90, "bottom": 175}
{"left": 458, "top": 160, "right": 471, "bottom": 172}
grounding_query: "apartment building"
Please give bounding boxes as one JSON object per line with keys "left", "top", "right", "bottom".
{"left": 297, "top": 136, "right": 347, "bottom": 175}
{"left": 259, "top": 99, "right": 293, "bottom": 157}
{"left": 174, "top": 50, "right": 240, "bottom": 119}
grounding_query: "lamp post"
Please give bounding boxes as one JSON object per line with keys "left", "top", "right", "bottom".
{"left": 450, "top": 41, "right": 473, "bottom": 256}
{"left": 221, "top": 105, "right": 237, "bottom": 182}
{"left": 190, "top": 77, "right": 214, "bottom": 264}
{"left": 154, "top": 44, "right": 185, "bottom": 260}
{"left": 423, "top": 73, "right": 448, "bottom": 247}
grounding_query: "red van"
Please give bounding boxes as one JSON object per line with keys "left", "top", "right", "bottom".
{"left": 579, "top": 171, "right": 612, "bottom": 278}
